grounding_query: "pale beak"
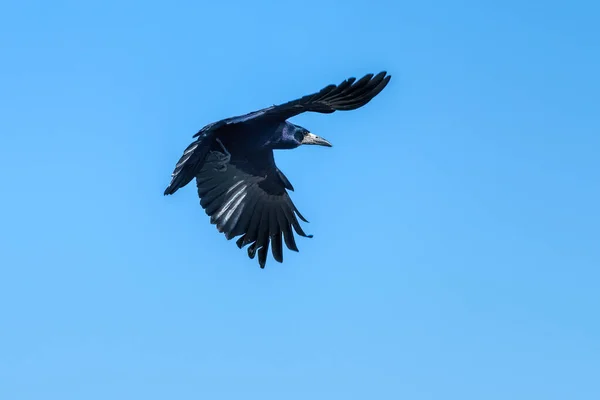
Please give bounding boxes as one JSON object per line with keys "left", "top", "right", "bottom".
{"left": 301, "top": 132, "right": 333, "bottom": 147}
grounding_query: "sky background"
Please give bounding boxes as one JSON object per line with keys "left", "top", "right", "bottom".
{"left": 1, "top": 0, "right": 599, "bottom": 399}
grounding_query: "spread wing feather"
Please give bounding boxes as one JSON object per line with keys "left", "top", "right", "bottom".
{"left": 215, "top": 71, "right": 391, "bottom": 125}
{"left": 195, "top": 147, "right": 312, "bottom": 268}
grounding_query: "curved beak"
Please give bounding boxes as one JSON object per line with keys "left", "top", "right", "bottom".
{"left": 301, "top": 132, "right": 332, "bottom": 147}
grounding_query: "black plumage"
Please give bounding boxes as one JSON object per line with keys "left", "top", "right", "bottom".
{"left": 165, "top": 71, "right": 391, "bottom": 268}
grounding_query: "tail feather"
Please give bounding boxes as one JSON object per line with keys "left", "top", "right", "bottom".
{"left": 164, "top": 132, "right": 215, "bottom": 195}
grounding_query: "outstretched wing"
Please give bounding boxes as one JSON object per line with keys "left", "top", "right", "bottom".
{"left": 208, "top": 71, "right": 391, "bottom": 127}
{"left": 259, "top": 71, "right": 391, "bottom": 121}
{"left": 195, "top": 145, "right": 312, "bottom": 268}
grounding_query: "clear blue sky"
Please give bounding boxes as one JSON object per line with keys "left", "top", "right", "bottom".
{"left": 1, "top": 0, "right": 598, "bottom": 398}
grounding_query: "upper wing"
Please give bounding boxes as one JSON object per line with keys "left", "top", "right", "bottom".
{"left": 195, "top": 145, "right": 312, "bottom": 268}
{"left": 259, "top": 70, "right": 391, "bottom": 121}
{"left": 193, "top": 71, "right": 392, "bottom": 132}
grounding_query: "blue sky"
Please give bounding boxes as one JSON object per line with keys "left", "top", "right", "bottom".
{"left": 1, "top": 0, "right": 599, "bottom": 398}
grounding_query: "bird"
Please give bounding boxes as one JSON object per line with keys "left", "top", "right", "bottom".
{"left": 164, "top": 71, "right": 391, "bottom": 268}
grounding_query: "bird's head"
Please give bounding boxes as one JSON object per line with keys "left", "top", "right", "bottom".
{"left": 278, "top": 122, "right": 332, "bottom": 149}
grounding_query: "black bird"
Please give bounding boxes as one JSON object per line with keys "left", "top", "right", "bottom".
{"left": 165, "top": 71, "right": 391, "bottom": 268}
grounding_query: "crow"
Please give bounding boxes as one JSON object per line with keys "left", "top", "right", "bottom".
{"left": 164, "top": 71, "right": 391, "bottom": 268}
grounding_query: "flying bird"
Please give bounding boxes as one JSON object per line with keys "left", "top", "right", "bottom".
{"left": 165, "top": 71, "right": 391, "bottom": 268}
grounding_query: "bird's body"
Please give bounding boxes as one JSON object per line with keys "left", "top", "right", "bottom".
{"left": 211, "top": 120, "right": 296, "bottom": 151}
{"left": 165, "top": 72, "right": 391, "bottom": 268}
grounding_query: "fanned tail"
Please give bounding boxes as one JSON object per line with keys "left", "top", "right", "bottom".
{"left": 164, "top": 126, "right": 218, "bottom": 195}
